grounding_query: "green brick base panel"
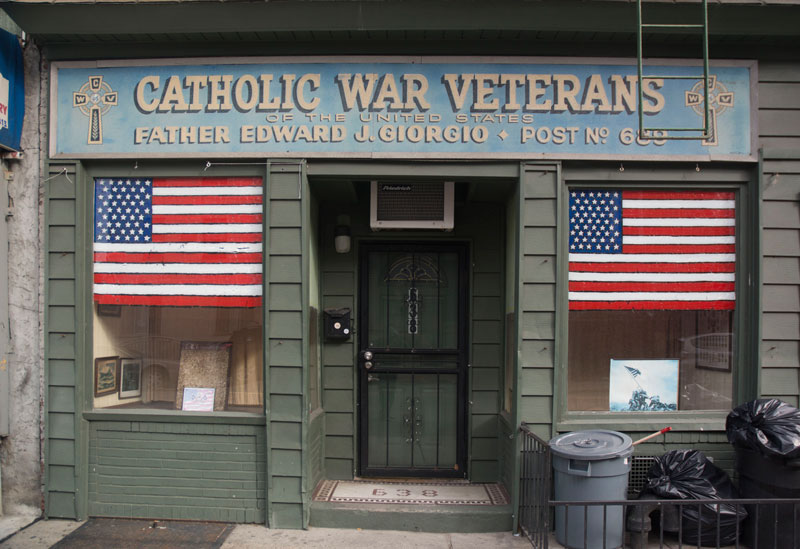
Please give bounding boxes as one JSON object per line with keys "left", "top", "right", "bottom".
{"left": 88, "top": 420, "right": 266, "bottom": 523}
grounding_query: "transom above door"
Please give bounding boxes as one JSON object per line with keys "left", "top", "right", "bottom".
{"left": 358, "top": 242, "right": 468, "bottom": 478}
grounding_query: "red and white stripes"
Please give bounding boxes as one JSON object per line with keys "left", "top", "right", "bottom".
{"left": 93, "top": 177, "right": 263, "bottom": 308}
{"left": 569, "top": 190, "right": 736, "bottom": 310}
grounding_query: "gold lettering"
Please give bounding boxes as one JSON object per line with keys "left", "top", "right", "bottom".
{"left": 257, "top": 75, "right": 280, "bottom": 110}
{"left": 552, "top": 74, "right": 581, "bottom": 112}
{"left": 442, "top": 74, "right": 473, "bottom": 110}
{"left": 642, "top": 78, "right": 665, "bottom": 114}
{"left": 134, "top": 76, "right": 160, "bottom": 113}
{"left": 403, "top": 74, "right": 430, "bottom": 110}
{"left": 500, "top": 74, "right": 525, "bottom": 111}
{"left": 157, "top": 76, "right": 189, "bottom": 113}
{"left": 473, "top": 74, "right": 500, "bottom": 111}
{"left": 336, "top": 73, "right": 378, "bottom": 111}
{"left": 581, "top": 74, "right": 612, "bottom": 113}
{"left": 525, "top": 75, "right": 552, "bottom": 112}
{"left": 184, "top": 76, "right": 208, "bottom": 112}
{"left": 296, "top": 74, "right": 321, "bottom": 111}
{"left": 234, "top": 75, "right": 260, "bottom": 111}
{"left": 207, "top": 75, "right": 233, "bottom": 111}
{"left": 610, "top": 75, "right": 637, "bottom": 114}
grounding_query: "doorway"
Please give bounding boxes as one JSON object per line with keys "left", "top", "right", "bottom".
{"left": 358, "top": 242, "right": 469, "bottom": 478}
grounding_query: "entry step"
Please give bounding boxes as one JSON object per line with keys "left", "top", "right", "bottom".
{"left": 312, "top": 479, "right": 508, "bottom": 506}
{"left": 310, "top": 480, "right": 512, "bottom": 533}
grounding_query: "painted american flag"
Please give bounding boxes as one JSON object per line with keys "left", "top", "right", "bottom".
{"left": 93, "top": 177, "right": 263, "bottom": 307}
{"left": 568, "top": 189, "right": 735, "bottom": 310}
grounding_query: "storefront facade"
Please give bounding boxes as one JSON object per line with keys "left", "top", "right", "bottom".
{"left": 2, "top": 0, "right": 799, "bottom": 532}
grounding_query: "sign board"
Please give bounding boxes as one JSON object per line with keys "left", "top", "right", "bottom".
{"left": 0, "top": 29, "right": 24, "bottom": 152}
{"left": 50, "top": 57, "right": 755, "bottom": 161}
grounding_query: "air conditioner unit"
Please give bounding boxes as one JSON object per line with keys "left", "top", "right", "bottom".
{"left": 370, "top": 180, "right": 454, "bottom": 230}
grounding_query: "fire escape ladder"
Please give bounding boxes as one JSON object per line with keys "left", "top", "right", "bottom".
{"left": 637, "top": 0, "right": 711, "bottom": 141}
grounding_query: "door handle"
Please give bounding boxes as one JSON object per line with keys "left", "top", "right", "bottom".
{"left": 367, "top": 374, "right": 380, "bottom": 383}
{"left": 361, "top": 350, "right": 374, "bottom": 370}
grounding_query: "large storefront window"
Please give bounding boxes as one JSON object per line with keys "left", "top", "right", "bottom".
{"left": 567, "top": 188, "right": 736, "bottom": 412}
{"left": 92, "top": 176, "right": 264, "bottom": 412}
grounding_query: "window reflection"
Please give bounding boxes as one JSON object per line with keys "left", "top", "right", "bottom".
{"left": 93, "top": 305, "right": 263, "bottom": 411}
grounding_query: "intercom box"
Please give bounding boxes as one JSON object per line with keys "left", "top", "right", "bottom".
{"left": 323, "top": 308, "right": 351, "bottom": 340}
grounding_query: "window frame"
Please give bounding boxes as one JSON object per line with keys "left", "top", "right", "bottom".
{"left": 555, "top": 163, "right": 759, "bottom": 432}
{"left": 81, "top": 161, "right": 269, "bottom": 419}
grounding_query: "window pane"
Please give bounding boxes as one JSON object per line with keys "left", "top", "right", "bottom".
{"left": 93, "top": 305, "right": 263, "bottom": 411}
{"left": 567, "top": 188, "right": 736, "bottom": 412}
{"left": 92, "top": 176, "right": 264, "bottom": 412}
{"left": 568, "top": 310, "right": 733, "bottom": 411}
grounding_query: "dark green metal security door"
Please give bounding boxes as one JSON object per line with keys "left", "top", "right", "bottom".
{"left": 359, "top": 243, "right": 468, "bottom": 478}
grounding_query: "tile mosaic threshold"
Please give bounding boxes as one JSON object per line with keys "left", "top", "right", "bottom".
{"left": 312, "top": 479, "right": 509, "bottom": 506}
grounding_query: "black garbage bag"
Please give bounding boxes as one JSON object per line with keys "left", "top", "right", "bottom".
{"left": 642, "top": 449, "right": 747, "bottom": 546}
{"left": 726, "top": 398, "right": 800, "bottom": 460}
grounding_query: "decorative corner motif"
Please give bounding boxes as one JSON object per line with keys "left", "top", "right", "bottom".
{"left": 73, "top": 75, "right": 118, "bottom": 145}
{"left": 685, "top": 75, "right": 734, "bottom": 147}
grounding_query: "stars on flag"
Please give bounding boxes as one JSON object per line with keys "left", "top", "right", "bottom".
{"left": 569, "top": 190, "right": 622, "bottom": 253}
{"left": 94, "top": 179, "right": 153, "bottom": 243}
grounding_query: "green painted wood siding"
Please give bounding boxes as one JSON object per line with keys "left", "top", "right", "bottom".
{"left": 308, "top": 412, "right": 325, "bottom": 492}
{"left": 498, "top": 416, "right": 515, "bottom": 491}
{"left": 319, "top": 209, "right": 355, "bottom": 481}
{"left": 468, "top": 201, "right": 506, "bottom": 482}
{"left": 317, "top": 192, "right": 507, "bottom": 482}
{"left": 266, "top": 161, "right": 308, "bottom": 528}
{"left": 759, "top": 63, "right": 800, "bottom": 407}
{"left": 88, "top": 421, "right": 265, "bottom": 522}
{"left": 45, "top": 162, "right": 83, "bottom": 519}
{"left": 517, "top": 164, "right": 558, "bottom": 440}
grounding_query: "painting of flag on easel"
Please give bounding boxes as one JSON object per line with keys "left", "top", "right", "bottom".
{"left": 609, "top": 359, "right": 679, "bottom": 412}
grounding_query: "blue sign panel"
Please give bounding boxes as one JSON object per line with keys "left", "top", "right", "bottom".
{"left": 51, "top": 58, "right": 754, "bottom": 160}
{"left": 0, "top": 29, "right": 24, "bottom": 152}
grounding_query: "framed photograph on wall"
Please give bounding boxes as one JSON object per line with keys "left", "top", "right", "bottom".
{"left": 96, "top": 303, "right": 121, "bottom": 317}
{"left": 119, "top": 358, "right": 142, "bottom": 399}
{"left": 609, "top": 359, "right": 679, "bottom": 412}
{"left": 94, "top": 356, "right": 119, "bottom": 397}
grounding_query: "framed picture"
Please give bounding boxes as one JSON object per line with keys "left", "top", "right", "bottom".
{"left": 96, "top": 303, "right": 121, "bottom": 317}
{"left": 182, "top": 387, "right": 216, "bottom": 412}
{"left": 119, "top": 358, "right": 142, "bottom": 399}
{"left": 175, "top": 341, "right": 231, "bottom": 411}
{"left": 94, "top": 356, "right": 119, "bottom": 397}
{"left": 609, "top": 359, "right": 679, "bottom": 412}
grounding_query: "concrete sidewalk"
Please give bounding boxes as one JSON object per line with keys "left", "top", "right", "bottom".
{"left": 0, "top": 518, "right": 532, "bottom": 549}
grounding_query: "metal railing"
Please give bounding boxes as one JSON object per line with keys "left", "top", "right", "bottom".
{"left": 519, "top": 423, "right": 552, "bottom": 548}
{"left": 518, "top": 423, "right": 800, "bottom": 549}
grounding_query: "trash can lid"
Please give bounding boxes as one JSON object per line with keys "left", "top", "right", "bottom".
{"left": 549, "top": 430, "right": 633, "bottom": 460}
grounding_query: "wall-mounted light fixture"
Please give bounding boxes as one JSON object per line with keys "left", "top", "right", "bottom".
{"left": 334, "top": 215, "right": 351, "bottom": 254}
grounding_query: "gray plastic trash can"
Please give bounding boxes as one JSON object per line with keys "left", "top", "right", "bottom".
{"left": 550, "top": 430, "right": 633, "bottom": 549}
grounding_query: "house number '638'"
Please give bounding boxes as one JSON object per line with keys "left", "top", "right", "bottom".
{"left": 372, "top": 488, "right": 438, "bottom": 497}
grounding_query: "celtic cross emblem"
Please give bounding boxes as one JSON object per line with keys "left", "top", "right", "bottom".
{"left": 685, "top": 75, "right": 734, "bottom": 147}
{"left": 73, "top": 76, "right": 117, "bottom": 145}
